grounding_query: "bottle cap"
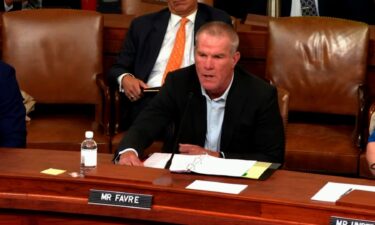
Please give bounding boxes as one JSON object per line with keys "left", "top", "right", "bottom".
{"left": 85, "top": 131, "right": 94, "bottom": 139}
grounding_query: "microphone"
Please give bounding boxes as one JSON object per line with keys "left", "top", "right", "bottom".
{"left": 164, "top": 92, "right": 194, "bottom": 169}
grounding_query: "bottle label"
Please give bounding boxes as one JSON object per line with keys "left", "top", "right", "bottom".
{"left": 82, "top": 149, "right": 97, "bottom": 167}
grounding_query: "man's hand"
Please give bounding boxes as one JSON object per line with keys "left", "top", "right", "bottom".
{"left": 179, "top": 144, "right": 220, "bottom": 157}
{"left": 117, "top": 151, "right": 144, "bottom": 166}
{"left": 122, "top": 75, "right": 148, "bottom": 102}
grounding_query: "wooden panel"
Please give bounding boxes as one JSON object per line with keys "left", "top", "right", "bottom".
{"left": 103, "top": 13, "right": 133, "bottom": 53}
{"left": 0, "top": 210, "right": 167, "bottom": 225}
{"left": 0, "top": 148, "right": 375, "bottom": 225}
{"left": 122, "top": 0, "right": 166, "bottom": 16}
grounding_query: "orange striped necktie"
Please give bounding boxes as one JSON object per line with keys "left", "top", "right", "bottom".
{"left": 162, "top": 17, "right": 189, "bottom": 84}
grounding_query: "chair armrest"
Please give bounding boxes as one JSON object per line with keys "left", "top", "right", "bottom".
{"left": 276, "top": 87, "right": 289, "bottom": 131}
{"left": 96, "top": 73, "right": 111, "bottom": 136}
{"left": 110, "top": 82, "right": 130, "bottom": 135}
{"left": 355, "top": 84, "right": 367, "bottom": 149}
{"left": 113, "top": 88, "right": 122, "bottom": 135}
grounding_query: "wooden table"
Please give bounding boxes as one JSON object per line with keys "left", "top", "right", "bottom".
{"left": 0, "top": 148, "right": 374, "bottom": 225}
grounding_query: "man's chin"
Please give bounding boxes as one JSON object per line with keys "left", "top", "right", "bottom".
{"left": 201, "top": 85, "right": 216, "bottom": 93}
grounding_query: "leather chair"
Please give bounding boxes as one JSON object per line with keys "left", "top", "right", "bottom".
{"left": 2, "top": 9, "right": 111, "bottom": 153}
{"left": 266, "top": 17, "right": 369, "bottom": 176}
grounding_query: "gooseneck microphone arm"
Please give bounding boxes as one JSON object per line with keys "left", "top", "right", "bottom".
{"left": 164, "top": 92, "right": 194, "bottom": 169}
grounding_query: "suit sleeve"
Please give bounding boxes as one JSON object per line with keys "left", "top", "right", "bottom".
{"left": 0, "top": 65, "right": 26, "bottom": 147}
{"left": 108, "top": 20, "right": 138, "bottom": 87}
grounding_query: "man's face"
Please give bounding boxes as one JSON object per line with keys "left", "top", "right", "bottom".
{"left": 195, "top": 33, "right": 240, "bottom": 99}
{"left": 167, "top": 0, "right": 198, "bottom": 17}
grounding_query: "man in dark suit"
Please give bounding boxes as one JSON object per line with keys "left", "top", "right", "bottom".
{"left": 114, "top": 22, "right": 285, "bottom": 166}
{"left": 341, "top": 0, "right": 375, "bottom": 24}
{"left": 42, "top": 0, "right": 80, "bottom": 9}
{"left": 0, "top": 61, "right": 26, "bottom": 148}
{"left": 108, "top": 0, "right": 231, "bottom": 129}
{"left": 214, "top": 0, "right": 341, "bottom": 20}
{"left": 278, "top": 0, "right": 341, "bottom": 17}
{"left": 0, "top": 0, "right": 22, "bottom": 11}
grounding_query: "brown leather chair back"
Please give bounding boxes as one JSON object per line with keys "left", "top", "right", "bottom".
{"left": 266, "top": 17, "right": 369, "bottom": 116}
{"left": 1, "top": 9, "right": 110, "bottom": 152}
{"left": 266, "top": 17, "right": 369, "bottom": 175}
{"left": 2, "top": 9, "right": 103, "bottom": 105}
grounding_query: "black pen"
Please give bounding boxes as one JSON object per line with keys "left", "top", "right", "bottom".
{"left": 339, "top": 188, "right": 354, "bottom": 199}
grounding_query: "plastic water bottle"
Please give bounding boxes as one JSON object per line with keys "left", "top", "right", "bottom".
{"left": 80, "top": 131, "right": 97, "bottom": 170}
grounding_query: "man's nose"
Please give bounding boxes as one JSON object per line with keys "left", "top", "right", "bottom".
{"left": 204, "top": 57, "right": 214, "bottom": 69}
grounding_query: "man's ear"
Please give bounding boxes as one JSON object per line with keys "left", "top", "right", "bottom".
{"left": 232, "top": 51, "right": 241, "bottom": 67}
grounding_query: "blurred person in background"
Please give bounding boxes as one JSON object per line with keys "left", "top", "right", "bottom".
{"left": 0, "top": 61, "right": 26, "bottom": 148}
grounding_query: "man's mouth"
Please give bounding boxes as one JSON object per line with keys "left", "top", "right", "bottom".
{"left": 202, "top": 74, "right": 214, "bottom": 79}
{"left": 172, "top": 0, "right": 184, "bottom": 6}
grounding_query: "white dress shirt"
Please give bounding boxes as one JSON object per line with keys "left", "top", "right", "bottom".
{"left": 201, "top": 75, "right": 233, "bottom": 152}
{"left": 4, "top": 2, "right": 13, "bottom": 11}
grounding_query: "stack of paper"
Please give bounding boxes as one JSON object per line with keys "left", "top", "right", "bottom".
{"left": 144, "top": 153, "right": 271, "bottom": 178}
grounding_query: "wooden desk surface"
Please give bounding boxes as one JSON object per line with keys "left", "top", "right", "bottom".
{"left": 0, "top": 148, "right": 374, "bottom": 225}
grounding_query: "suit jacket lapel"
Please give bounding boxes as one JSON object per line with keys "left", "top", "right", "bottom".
{"left": 192, "top": 93, "right": 207, "bottom": 147}
{"left": 194, "top": 4, "right": 208, "bottom": 35}
{"left": 281, "top": 0, "right": 292, "bottom": 16}
{"left": 144, "top": 10, "right": 170, "bottom": 76}
{"left": 220, "top": 72, "right": 246, "bottom": 152}
{"left": 189, "top": 72, "right": 207, "bottom": 146}
{"left": 317, "top": 1, "right": 330, "bottom": 16}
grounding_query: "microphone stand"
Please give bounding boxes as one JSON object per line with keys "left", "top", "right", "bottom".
{"left": 164, "top": 92, "right": 194, "bottom": 169}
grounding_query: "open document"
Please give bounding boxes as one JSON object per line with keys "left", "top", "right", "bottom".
{"left": 144, "top": 153, "right": 279, "bottom": 179}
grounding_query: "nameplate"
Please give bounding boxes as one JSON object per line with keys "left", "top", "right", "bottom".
{"left": 331, "top": 216, "right": 375, "bottom": 225}
{"left": 88, "top": 189, "right": 152, "bottom": 210}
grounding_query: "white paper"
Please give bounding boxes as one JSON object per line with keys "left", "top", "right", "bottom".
{"left": 311, "top": 182, "right": 375, "bottom": 202}
{"left": 191, "top": 155, "right": 256, "bottom": 177}
{"left": 144, "top": 153, "right": 256, "bottom": 177}
{"left": 144, "top": 153, "right": 196, "bottom": 170}
{"left": 186, "top": 180, "right": 248, "bottom": 194}
{"left": 143, "top": 152, "right": 172, "bottom": 168}
{"left": 170, "top": 154, "right": 201, "bottom": 172}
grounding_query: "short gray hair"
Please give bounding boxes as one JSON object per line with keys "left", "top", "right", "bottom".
{"left": 195, "top": 21, "right": 239, "bottom": 54}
